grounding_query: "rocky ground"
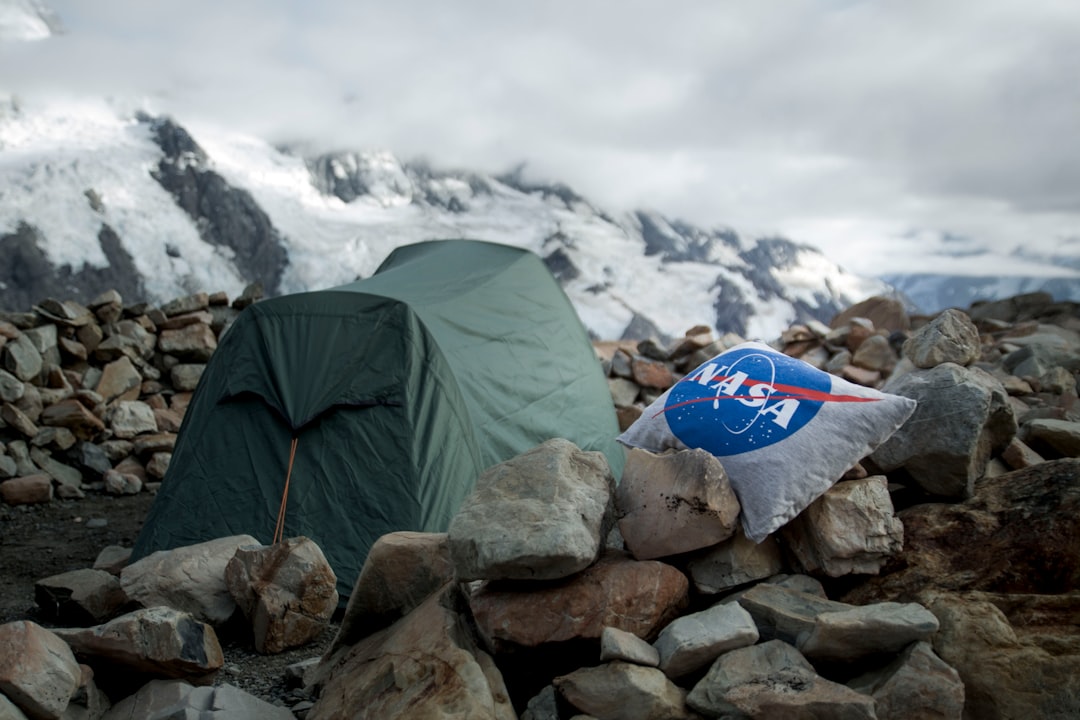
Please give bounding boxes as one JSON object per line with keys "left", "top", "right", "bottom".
{"left": 0, "top": 491, "right": 336, "bottom": 708}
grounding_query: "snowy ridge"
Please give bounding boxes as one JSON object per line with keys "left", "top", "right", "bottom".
{"left": 0, "top": 97, "right": 890, "bottom": 341}
{"left": 0, "top": 0, "right": 58, "bottom": 42}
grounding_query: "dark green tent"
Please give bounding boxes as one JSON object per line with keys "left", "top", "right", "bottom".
{"left": 132, "top": 240, "right": 624, "bottom": 598}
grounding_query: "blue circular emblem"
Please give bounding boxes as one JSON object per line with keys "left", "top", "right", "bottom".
{"left": 664, "top": 346, "right": 830, "bottom": 456}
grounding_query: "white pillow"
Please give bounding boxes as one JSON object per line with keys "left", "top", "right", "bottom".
{"left": 617, "top": 341, "right": 916, "bottom": 542}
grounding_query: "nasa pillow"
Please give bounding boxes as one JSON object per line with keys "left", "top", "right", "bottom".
{"left": 617, "top": 341, "right": 917, "bottom": 543}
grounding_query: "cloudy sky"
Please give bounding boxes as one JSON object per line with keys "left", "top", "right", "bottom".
{"left": 3, "top": 0, "right": 1079, "bottom": 278}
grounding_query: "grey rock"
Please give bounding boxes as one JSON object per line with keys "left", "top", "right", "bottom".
{"left": 684, "top": 531, "right": 784, "bottom": 595}
{"left": 3, "top": 335, "right": 42, "bottom": 382}
{"left": 904, "top": 309, "right": 981, "bottom": 368}
{"left": 799, "top": 602, "right": 940, "bottom": 663}
{"left": 448, "top": 438, "right": 615, "bottom": 582}
{"left": 781, "top": 475, "right": 903, "bottom": 577}
{"left": 0, "top": 369, "right": 24, "bottom": 403}
{"left": 871, "top": 363, "right": 1016, "bottom": 497}
{"left": 106, "top": 401, "right": 158, "bottom": 439}
{"left": 522, "top": 685, "right": 559, "bottom": 720}
{"left": 30, "top": 447, "right": 83, "bottom": 493}
{"left": 103, "top": 678, "right": 294, "bottom": 720}
{"left": 847, "top": 640, "right": 964, "bottom": 720}
{"left": 554, "top": 661, "right": 697, "bottom": 720}
{"left": 169, "top": 364, "right": 206, "bottom": 392}
{"left": 608, "top": 377, "right": 640, "bottom": 407}
{"left": 601, "top": 626, "right": 660, "bottom": 667}
{"left": 0, "top": 621, "right": 81, "bottom": 720}
{"left": 686, "top": 639, "right": 876, "bottom": 720}
{"left": 34, "top": 568, "right": 128, "bottom": 625}
{"left": 653, "top": 601, "right": 759, "bottom": 678}
{"left": 1020, "top": 418, "right": 1080, "bottom": 458}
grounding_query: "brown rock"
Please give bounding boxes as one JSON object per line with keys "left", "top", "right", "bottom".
{"left": 1, "top": 403, "right": 38, "bottom": 438}
{"left": 95, "top": 356, "right": 143, "bottom": 404}
{"left": 152, "top": 407, "right": 184, "bottom": 433}
{"left": 156, "top": 311, "right": 214, "bottom": 331}
{"left": 35, "top": 568, "right": 128, "bottom": 625}
{"left": 157, "top": 324, "right": 217, "bottom": 362}
{"left": 310, "top": 584, "right": 514, "bottom": 720}
{"left": 224, "top": 537, "right": 338, "bottom": 654}
{"left": 631, "top": 356, "right": 676, "bottom": 390}
{"left": 468, "top": 552, "right": 689, "bottom": 652}
{"left": 830, "top": 296, "right": 911, "bottom": 333}
{"left": 0, "top": 620, "right": 81, "bottom": 720}
{"left": 0, "top": 475, "right": 53, "bottom": 505}
{"left": 844, "top": 459, "right": 1080, "bottom": 603}
{"left": 39, "top": 398, "right": 106, "bottom": 440}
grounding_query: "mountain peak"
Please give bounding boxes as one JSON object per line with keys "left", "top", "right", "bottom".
{"left": 0, "top": 0, "right": 62, "bottom": 42}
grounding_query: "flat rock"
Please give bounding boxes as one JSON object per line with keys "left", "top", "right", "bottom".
{"left": 95, "top": 357, "right": 143, "bottom": 404}
{"left": 0, "top": 474, "right": 53, "bottom": 505}
{"left": 35, "top": 568, "right": 128, "bottom": 625}
{"left": 554, "top": 661, "right": 697, "bottom": 720}
{"left": 600, "top": 626, "right": 660, "bottom": 667}
{"left": 1020, "top": 418, "right": 1080, "bottom": 458}
{"left": 121, "top": 534, "right": 259, "bottom": 626}
{"left": 52, "top": 607, "right": 223, "bottom": 687}
{"left": 653, "top": 601, "right": 759, "bottom": 678}
{"left": 102, "top": 678, "right": 295, "bottom": 720}
{"left": 686, "top": 639, "right": 877, "bottom": 720}
{"left": 468, "top": 552, "right": 688, "bottom": 652}
{"left": 39, "top": 398, "right": 106, "bottom": 441}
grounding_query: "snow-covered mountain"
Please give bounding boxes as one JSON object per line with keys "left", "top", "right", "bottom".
{"left": 881, "top": 273, "right": 1080, "bottom": 316}
{"left": 0, "top": 96, "right": 889, "bottom": 341}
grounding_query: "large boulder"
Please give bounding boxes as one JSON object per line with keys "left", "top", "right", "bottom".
{"left": 870, "top": 363, "right": 1016, "bottom": 498}
{"left": 0, "top": 621, "right": 81, "bottom": 720}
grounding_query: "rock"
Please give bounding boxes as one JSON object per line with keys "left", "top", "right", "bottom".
{"left": 686, "top": 639, "right": 877, "bottom": 720}
{"left": 120, "top": 534, "right": 259, "bottom": 626}
{"left": 3, "top": 335, "right": 42, "bottom": 382}
{"left": 131, "top": 433, "right": 176, "bottom": 456}
{"left": 151, "top": 407, "right": 184, "bottom": 433}
{"left": 160, "top": 293, "right": 210, "bottom": 318}
{"left": 735, "top": 582, "right": 938, "bottom": 662}
{"left": 39, "top": 399, "right": 106, "bottom": 441}
{"left": 448, "top": 438, "right": 615, "bottom": 582}
{"left": 6, "top": 441, "right": 35, "bottom": 477}
{"left": 145, "top": 452, "right": 171, "bottom": 479}
{"left": 1, "top": 403, "right": 37, "bottom": 438}
{"left": 103, "top": 469, "right": 142, "bottom": 495}
{"left": 840, "top": 364, "right": 882, "bottom": 387}
{"left": 831, "top": 296, "right": 911, "bottom": 333}
{"left": 0, "top": 475, "right": 53, "bottom": 505}
{"left": 0, "top": 453, "right": 16, "bottom": 479}
{"left": 68, "top": 662, "right": 111, "bottom": 720}
{"left": 554, "top": 661, "right": 697, "bottom": 720}
{"left": 71, "top": 441, "right": 112, "bottom": 476}
{"left": 29, "top": 447, "right": 83, "bottom": 495}
{"left": 469, "top": 552, "right": 688, "bottom": 652}
{"left": 521, "top": 685, "right": 559, "bottom": 720}
{"left": 1020, "top": 418, "right": 1080, "bottom": 458}
{"left": 652, "top": 601, "right": 759, "bottom": 678}
{"left": 0, "top": 694, "right": 29, "bottom": 720}
{"left": 1000, "top": 435, "right": 1046, "bottom": 469}
{"left": 329, "top": 531, "right": 454, "bottom": 656}
{"left": 156, "top": 310, "right": 214, "bottom": 331}
{"left": 157, "top": 324, "right": 217, "bottom": 362}
{"left": 169, "top": 363, "right": 205, "bottom": 392}
{"left": 600, "top": 626, "right": 660, "bottom": 667}
{"left": 631, "top": 356, "right": 675, "bottom": 390}
{"left": 615, "top": 448, "right": 740, "bottom": 560}
{"left": 684, "top": 531, "right": 785, "bottom": 595}
{"left": 781, "top": 475, "right": 904, "bottom": 577}
{"left": 871, "top": 363, "right": 1016, "bottom": 498}
{"left": 309, "top": 584, "right": 514, "bottom": 720}
{"left": 608, "top": 377, "right": 640, "bottom": 407}
{"left": 34, "top": 568, "right": 128, "bottom": 625}
{"left": 851, "top": 333, "right": 897, "bottom": 373}
{"left": 93, "top": 546, "right": 133, "bottom": 576}
{"left": 845, "top": 459, "right": 1080, "bottom": 603}
{"left": 904, "top": 308, "right": 982, "bottom": 368}
{"left": 51, "top": 607, "right": 223, "bottom": 688}
{"left": 30, "top": 426, "right": 76, "bottom": 452}
{"left": 224, "top": 537, "right": 338, "bottom": 654}
{"left": 94, "top": 357, "right": 143, "bottom": 404}
{"left": 102, "top": 678, "right": 295, "bottom": 720}
{"left": 847, "top": 640, "right": 964, "bottom": 720}
{"left": 0, "top": 621, "right": 81, "bottom": 720}
{"left": 105, "top": 401, "right": 158, "bottom": 439}
{"left": 0, "top": 369, "right": 24, "bottom": 403}
{"left": 924, "top": 591, "right": 1080, "bottom": 720}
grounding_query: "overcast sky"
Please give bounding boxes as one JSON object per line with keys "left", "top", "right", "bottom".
{"left": 3, "top": 0, "right": 1079, "bottom": 277}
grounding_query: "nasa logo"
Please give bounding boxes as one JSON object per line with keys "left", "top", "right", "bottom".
{"left": 661, "top": 347, "right": 835, "bottom": 457}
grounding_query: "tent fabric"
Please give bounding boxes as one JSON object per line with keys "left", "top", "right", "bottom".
{"left": 132, "top": 239, "right": 624, "bottom": 599}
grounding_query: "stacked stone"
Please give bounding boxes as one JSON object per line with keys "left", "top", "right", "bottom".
{"left": 0, "top": 286, "right": 261, "bottom": 507}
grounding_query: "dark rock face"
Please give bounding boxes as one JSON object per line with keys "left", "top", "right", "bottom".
{"left": 0, "top": 223, "right": 146, "bottom": 311}
{"left": 843, "top": 459, "right": 1080, "bottom": 603}
{"left": 144, "top": 116, "right": 288, "bottom": 296}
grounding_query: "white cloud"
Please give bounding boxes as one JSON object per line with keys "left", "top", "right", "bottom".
{"left": 2, "top": 0, "right": 1079, "bottom": 277}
